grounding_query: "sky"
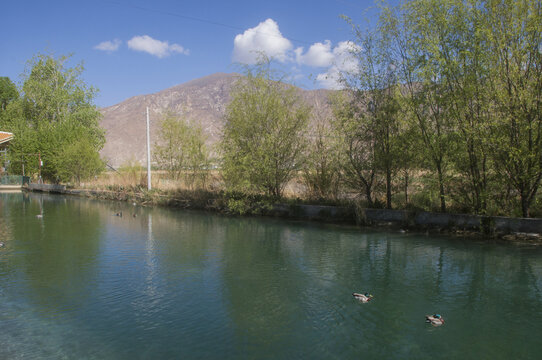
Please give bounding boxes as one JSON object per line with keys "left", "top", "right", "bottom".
{"left": 1, "top": 0, "right": 380, "bottom": 107}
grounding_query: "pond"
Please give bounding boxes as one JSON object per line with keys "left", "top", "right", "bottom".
{"left": 1, "top": 192, "right": 541, "bottom": 359}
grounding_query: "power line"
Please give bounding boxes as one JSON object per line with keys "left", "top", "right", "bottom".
{"left": 334, "top": 0, "right": 370, "bottom": 10}
{"left": 102, "top": 0, "right": 313, "bottom": 46}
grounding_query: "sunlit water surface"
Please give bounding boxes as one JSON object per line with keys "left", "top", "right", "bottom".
{"left": 1, "top": 192, "right": 541, "bottom": 359}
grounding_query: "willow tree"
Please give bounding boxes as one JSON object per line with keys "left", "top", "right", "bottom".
{"left": 302, "top": 103, "right": 342, "bottom": 200}
{"left": 221, "top": 61, "right": 309, "bottom": 198}
{"left": 380, "top": 1, "right": 456, "bottom": 212}
{"left": 334, "top": 20, "right": 402, "bottom": 209}
{"left": 153, "top": 111, "right": 210, "bottom": 188}
{"left": 485, "top": 0, "right": 542, "bottom": 217}
{"left": 424, "top": 0, "right": 493, "bottom": 214}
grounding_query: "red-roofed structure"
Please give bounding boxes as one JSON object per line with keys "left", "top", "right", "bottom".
{"left": 0, "top": 131, "right": 14, "bottom": 148}
{"left": 1, "top": 131, "right": 14, "bottom": 176}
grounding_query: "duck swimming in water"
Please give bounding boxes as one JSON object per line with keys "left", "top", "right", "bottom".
{"left": 352, "top": 292, "right": 373, "bottom": 303}
{"left": 426, "top": 314, "right": 445, "bottom": 326}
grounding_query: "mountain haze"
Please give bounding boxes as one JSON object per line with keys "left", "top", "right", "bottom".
{"left": 100, "top": 73, "right": 332, "bottom": 167}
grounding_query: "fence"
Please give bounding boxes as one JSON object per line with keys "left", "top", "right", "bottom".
{"left": 0, "top": 175, "right": 30, "bottom": 185}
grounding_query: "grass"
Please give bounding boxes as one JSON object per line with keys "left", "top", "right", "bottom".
{"left": 73, "top": 169, "right": 541, "bottom": 219}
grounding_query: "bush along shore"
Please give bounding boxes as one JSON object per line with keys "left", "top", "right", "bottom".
{"left": 25, "top": 183, "right": 542, "bottom": 244}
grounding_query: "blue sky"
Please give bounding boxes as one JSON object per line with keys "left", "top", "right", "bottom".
{"left": 2, "top": 0, "right": 379, "bottom": 107}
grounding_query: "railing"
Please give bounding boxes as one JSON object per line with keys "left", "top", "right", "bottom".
{"left": 0, "top": 175, "right": 30, "bottom": 185}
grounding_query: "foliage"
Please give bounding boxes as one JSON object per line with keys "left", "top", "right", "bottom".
{"left": 153, "top": 111, "right": 210, "bottom": 189}
{"left": 0, "top": 77, "right": 18, "bottom": 111}
{"left": 331, "top": 91, "right": 377, "bottom": 206}
{"left": 380, "top": 1, "right": 457, "bottom": 212}
{"left": 302, "top": 108, "right": 342, "bottom": 200}
{"left": 183, "top": 123, "right": 211, "bottom": 189}
{"left": 54, "top": 138, "right": 105, "bottom": 184}
{"left": 2, "top": 53, "right": 105, "bottom": 182}
{"left": 154, "top": 112, "right": 190, "bottom": 179}
{"left": 118, "top": 159, "right": 144, "bottom": 186}
{"left": 326, "top": 0, "right": 542, "bottom": 217}
{"left": 331, "top": 21, "right": 403, "bottom": 209}
{"left": 221, "top": 59, "right": 310, "bottom": 198}
{"left": 484, "top": 0, "right": 542, "bottom": 217}
{"left": 223, "top": 191, "right": 274, "bottom": 215}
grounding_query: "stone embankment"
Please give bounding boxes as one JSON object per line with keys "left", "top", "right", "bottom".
{"left": 26, "top": 184, "right": 542, "bottom": 242}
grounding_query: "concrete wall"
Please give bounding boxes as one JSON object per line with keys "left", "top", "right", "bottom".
{"left": 27, "top": 184, "right": 66, "bottom": 193}
{"left": 23, "top": 184, "right": 541, "bottom": 235}
{"left": 268, "top": 204, "right": 355, "bottom": 223}
{"left": 492, "top": 216, "right": 542, "bottom": 234}
{"left": 273, "top": 205, "right": 542, "bottom": 234}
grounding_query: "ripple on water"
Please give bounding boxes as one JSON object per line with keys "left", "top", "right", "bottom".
{"left": 1, "top": 193, "right": 542, "bottom": 359}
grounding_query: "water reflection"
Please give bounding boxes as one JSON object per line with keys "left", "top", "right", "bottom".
{"left": 0, "top": 193, "right": 541, "bottom": 359}
{"left": 10, "top": 193, "right": 102, "bottom": 316}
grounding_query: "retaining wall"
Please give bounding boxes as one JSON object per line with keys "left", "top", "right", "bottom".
{"left": 27, "top": 183, "right": 66, "bottom": 193}
{"left": 268, "top": 204, "right": 356, "bottom": 223}
{"left": 24, "top": 185, "right": 541, "bottom": 235}
{"left": 276, "top": 205, "right": 542, "bottom": 235}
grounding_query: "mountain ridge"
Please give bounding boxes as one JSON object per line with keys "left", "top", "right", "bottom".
{"left": 99, "top": 72, "right": 332, "bottom": 167}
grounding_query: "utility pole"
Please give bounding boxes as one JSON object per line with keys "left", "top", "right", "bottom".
{"left": 146, "top": 107, "right": 152, "bottom": 190}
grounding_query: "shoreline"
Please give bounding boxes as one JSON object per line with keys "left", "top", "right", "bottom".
{"left": 24, "top": 183, "right": 542, "bottom": 244}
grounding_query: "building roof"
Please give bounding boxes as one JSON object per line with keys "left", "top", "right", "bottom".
{"left": 0, "top": 131, "right": 14, "bottom": 145}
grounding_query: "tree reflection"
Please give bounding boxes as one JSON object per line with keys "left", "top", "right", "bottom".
{"left": 220, "top": 218, "right": 308, "bottom": 356}
{"left": 12, "top": 193, "right": 103, "bottom": 315}
{"left": 2, "top": 193, "right": 542, "bottom": 359}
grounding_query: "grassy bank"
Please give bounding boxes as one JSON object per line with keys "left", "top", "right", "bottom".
{"left": 25, "top": 182, "right": 538, "bottom": 244}
{"left": 35, "top": 168, "right": 538, "bottom": 243}
{"left": 65, "top": 184, "right": 284, "bottom": 217}
{"left": 75, "top": 167, "right": 542, "bottom": 218}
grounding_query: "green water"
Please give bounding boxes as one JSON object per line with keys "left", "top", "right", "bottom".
{"left": 0, "top": 192, "right": 541, "bottom": 359}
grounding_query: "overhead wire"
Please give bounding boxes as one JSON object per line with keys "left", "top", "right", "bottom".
{"left": 102, "top": 0, "right": 314, "bottom": 46}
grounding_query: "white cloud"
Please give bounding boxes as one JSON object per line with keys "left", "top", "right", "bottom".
{"left": 233, "top": 19, "right": 293, "bottom": 64}
{"left": 294, "top": 40, "right": 334, "bottom": 67}
{"left": 333, "top": 41, "right": 360, "bottom": 73}
{"left": 316, "top": 41, "right": 360, "bottom": 89}
{"left": 94, "top": 39, "right": 121, "bottom": 52}
{"left": 170, "top": 44, "right": 190, "bottom": 55}
{"left": 127, "top": 35, "right": 189, "bottom": 58}
{"left": 230, "top": 19, "right": 360, "bottom": 89}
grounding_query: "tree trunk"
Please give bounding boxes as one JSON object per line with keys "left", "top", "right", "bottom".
{"left": 436, "top": 161, "right": 446, "bottom": 212}
{"left": 404, "top": 170, "right": 409, "bottom": 206}
{"left": 521, "top": 193, "right": 530, "bottom": 218}
{"left": 386, "top": 167, "right": 392, "bottom": 209}
{"left": 365, "top": 183, "right": 374, "bottom": 208}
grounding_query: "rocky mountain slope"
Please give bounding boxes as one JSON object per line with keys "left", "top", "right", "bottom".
{"left": 99, "top": 73, "right": 332, "bottom": 167}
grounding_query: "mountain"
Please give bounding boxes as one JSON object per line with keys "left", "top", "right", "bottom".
{"left": 99, "top": 73, "right": 333, "bottom": 167}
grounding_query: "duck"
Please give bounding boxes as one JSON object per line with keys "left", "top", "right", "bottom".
{"left": 36, "top": 214, "right": 43, "bottom": 219}
{"left": 0, "top": 242, "right": 4, "bottom": 248}
{"left": 114, "top": 212, "right": 122, "bottom": 217}
{"left": 352, "top": 292, "right": 373, "bottom": 303}
{"left": 426, "top": 314, "right": 445, "bottom": 326}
